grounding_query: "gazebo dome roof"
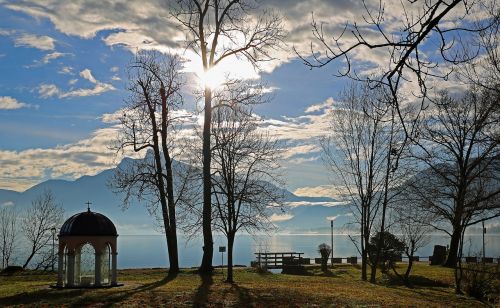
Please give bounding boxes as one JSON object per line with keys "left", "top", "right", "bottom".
{"left": 59, "top": 209, "right": 117, "bottom": 236}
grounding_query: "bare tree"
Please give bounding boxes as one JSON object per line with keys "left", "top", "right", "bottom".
{"left": 321, "top": 83, "right": 404, "bottom": 281}
{"left": 210, "top": 96, "right": 283, "bottom": 283}
{"left": 298, "top": 0, "right": 495, "bottom": 142}
{"left": 458, "top": 1, "right": 500, "bottom": 93}
{"left": 21, "top": 190, "right": 63, "bottom": 269}
{"left": 0, "top": 206, "right": 17, "bottom": 269}
{"left": 391, "top": 200, "right": 431, "bottom": 285}
{"left": 407, "top": 87, "right": 499, "bottom": 292}
{"left": 409, "top": 88, "right": 500, "bottom": 273}
{"left": 111, "top": 51, "right": 192, "bottom": 277}
{"left": 172, "top": 0, "right": 286, "bottom": 273}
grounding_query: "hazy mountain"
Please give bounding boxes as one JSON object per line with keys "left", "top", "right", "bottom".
{"left": 0, "top": 157, "right": 352, "bottom": 235}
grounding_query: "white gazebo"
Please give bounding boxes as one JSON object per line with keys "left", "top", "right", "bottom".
{"left": 56, "top": 206, "right": 119, "bottom": 288}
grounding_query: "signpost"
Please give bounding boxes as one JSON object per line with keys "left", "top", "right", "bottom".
{"left": 219, "top": 246, "right": 226, "bottom": 279}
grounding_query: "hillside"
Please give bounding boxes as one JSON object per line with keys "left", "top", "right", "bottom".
{"left": 0, "top": 157, "right": 353, "bottom": 235}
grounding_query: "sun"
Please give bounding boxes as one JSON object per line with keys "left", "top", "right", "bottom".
{"left": 198, "top": 66, "right": 227, "bottom": 90}
{"left": 186, "top": 51, "right": 260, "bottom": 90}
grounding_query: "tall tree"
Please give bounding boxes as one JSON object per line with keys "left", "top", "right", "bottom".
{"left": 172, "top": 0, "right": 285, "bottom": 273}
{"left": 112, "top": 51, "right": 191, "bottom": 277}
{"left": 409, "top": 88, "right": 500, "bottom": 270}
{"left": 321, "top": 83, "right": 403, "bottom": 281}
{"left": 0, "top": 206, "right": 17, "bottom": 269}
{"left": 21, "top": 190, "right": 63, "bottom": 269}
{"left": 210, "top": 86, "right": 283, "bottom": 282}
{"left": 299, "top": 0, "right": 494, "bottom": 142}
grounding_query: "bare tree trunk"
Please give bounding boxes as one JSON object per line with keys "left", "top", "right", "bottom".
{"left": 23, "top": 248, "right": 36, "bottom": 269}
{"left": 226, "top": 232, "right": 235, "bottom": 283}
{"left": 200, "top": 87, "right": 214, "bottom": 274}
{"left": 361, "top": 220, "right": 368, "bottom": 281}
{"left": 404, "top": 257, "right": 413, "bottom": 284}
{"left": 445, "top": 223, "right": 462, "bottom": 267}
{"left": 160, "top": 84, "right": 179, "bottom": 277}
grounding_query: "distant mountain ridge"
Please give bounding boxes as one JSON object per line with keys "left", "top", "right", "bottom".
{"left": 0, "top": 157, "right": 351, "bottom": 234}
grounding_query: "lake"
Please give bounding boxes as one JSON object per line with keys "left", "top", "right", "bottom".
{"left": 117, "top": 233, "right": 500, "bottom": 269}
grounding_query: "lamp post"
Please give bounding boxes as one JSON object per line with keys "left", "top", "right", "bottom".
{"left": 51, "top": 227, "right": 56, "bottom": 272}
{"left": 330, "top": 220, "right": 334, "bottom": 267}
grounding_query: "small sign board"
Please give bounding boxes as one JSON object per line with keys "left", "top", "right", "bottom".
{"left": 219, "top": 246, "right": 226, "bottom": 253}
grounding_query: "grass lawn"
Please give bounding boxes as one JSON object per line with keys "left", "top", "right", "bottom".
{"left": 0, "top": 263, "right": 490, "bottom": 307}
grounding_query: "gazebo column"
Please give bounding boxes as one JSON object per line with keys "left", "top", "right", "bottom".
{"left": 67, "top": 252, "right": 75, "bottom": 287}
{"left": 56, "top": 252, "right": 64, "bottom": 287}
{"left": 111, "top": 252, "right": 117, "bottom": 285}
{"left": 74, "top": 251, "right": 81, "bottom": 285}
{"left": 94, "top": 252, "right": 102, "bottom": 286}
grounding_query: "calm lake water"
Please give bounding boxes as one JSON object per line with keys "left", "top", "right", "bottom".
{"left": 117, "top": 234, "right": 500, "bottom": 269}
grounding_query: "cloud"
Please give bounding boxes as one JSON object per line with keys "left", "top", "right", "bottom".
{"left": 110, "top": 66, "right": 119, "bottom": 73}
{"left": 38, "top": 84, "right": 61, "bottom": 98}
{"left": 38, "top": 69, "right": 115, "bottom": 99}
{"left": 304, "top": 97, "right": 334, "bottom": 113}
{"left": 1, "top": 201, "right": 14, "bottom": 207}
{"left": 68, "top": 79, "right": 78, "bottom": 85}
{"left": 14, "top": 33, "right": 55, "bottom": 50}
{"left": 79, "top": 69, "right": 97, "bottom": 84}
{"left": 0, "top": 96, "right": 34, "bottom": 110}
{"left": 326, "top": 213, "right": 353, "bottom": 221}
{"left": 281, "top": 144, "right": 321, "bottom": 159}
{"left": 269, "top": 213, "right": 294, "bottom": 222}
{"left": 59, "top": 66, "right": 74, "bottom": 74}
{"left": 293, "top": 184, "right": 353, "bottom": 199}
{"left": 26, "top": 51, "right": 69, "bottom": 67}
{"left": 284, "top": 201, "right": 350, "bottom": 208}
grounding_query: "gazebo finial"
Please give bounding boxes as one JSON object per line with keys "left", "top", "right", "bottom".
{"left": 85, "top": 201, "right": 92, "bottom": 212}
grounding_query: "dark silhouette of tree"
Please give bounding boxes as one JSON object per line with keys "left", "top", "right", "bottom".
{"left": 21, "top": 190, "right": 63, "bottom": 269}
{"left": 172, "top": 0, "right": 286, "bottom": 273}
{"left": 407, "top": 87, "right": 499, "bottom": 292}
{"left": 298, "top": 0, "right": 496, "bottom": 141}
{"left": 111, "top": 51, "right": 193, "bottom": 277}
{"left": 210, "top": 87, "right": 283, "bottom": 282}
{"left": 367, "top": 231, "right": 405, "bottom": 275}
{"left": 0, "top": 206, "right": 17, "bottom": 269}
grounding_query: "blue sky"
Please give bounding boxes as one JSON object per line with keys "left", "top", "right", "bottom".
{"left": 0, "top": 0, "right": 484, "bottom": 195}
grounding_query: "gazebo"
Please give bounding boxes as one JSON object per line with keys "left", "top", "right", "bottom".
{"left": 56, "top": 206, "right": 119, "bottom": 288}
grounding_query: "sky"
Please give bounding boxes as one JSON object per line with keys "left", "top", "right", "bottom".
{"left": 0, "top": 0, "right": 485, "bottom": 196}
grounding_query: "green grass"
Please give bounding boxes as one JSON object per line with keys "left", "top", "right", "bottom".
{"left": 0, "top": 263, "right": 489, "bottom": 307}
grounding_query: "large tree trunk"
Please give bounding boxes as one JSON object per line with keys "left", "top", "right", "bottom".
{"left": 23, "top": 248, "right": 36, "bottom": 269}
{"left": 445, "top": 224, "right": 462, "bottom": 267}
{"left": 166, "top": 227, "right": 179, "bottom": 276}
{"left": 361, "top": 223, "right": 368, "bottom": 281}
{"left": 160, "top": 85, "right": 179, "bottom": 277}
{"left": 200, "top": 87, "right": 214, "bottom": 274}
{"left": 226, "top": 232, "right": 235, "bottom": 283}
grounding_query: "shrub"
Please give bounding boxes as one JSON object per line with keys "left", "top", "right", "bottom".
{"left": 462, "top": 262, "right": 500, "bottom": 304}
{"left": 318, "top": 243, "right": 332, "bottom": 272}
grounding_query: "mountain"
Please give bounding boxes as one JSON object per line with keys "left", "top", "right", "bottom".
{"left": 0, "top": 157, "right": 352, "bottom": 235}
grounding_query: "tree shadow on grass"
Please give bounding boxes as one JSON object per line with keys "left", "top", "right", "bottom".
{"left": 192, "top": 274, "right": 214, "bottom": 307}
{"left": 0, "top": 288, "right": 85, "bottom": 306}
{"left": 71, "top": 274, "right": 178, "bottom": 307}
{"left": 385, "top": 273, "right": 450, "bottom": 288}
{"left": 0, "top": 274, "right": 177, "bottom": 307}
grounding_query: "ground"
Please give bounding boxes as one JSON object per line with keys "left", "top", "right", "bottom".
{"left": 0, "top": 263, "right": 491, "bottom": 307}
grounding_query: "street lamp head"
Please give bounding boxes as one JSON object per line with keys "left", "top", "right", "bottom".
{"left": 51, "top": 227, "right": 56, "bottom": 235}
